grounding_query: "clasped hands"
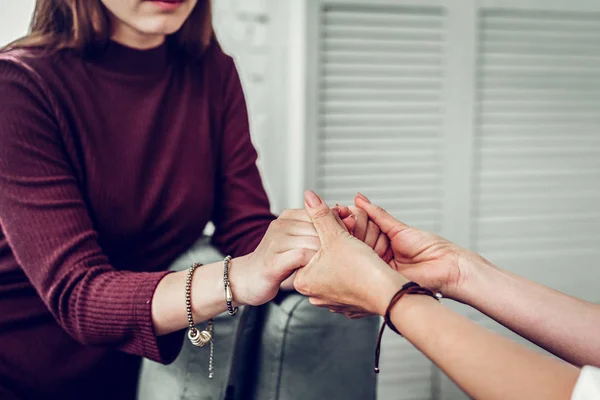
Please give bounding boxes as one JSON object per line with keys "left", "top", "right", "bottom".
{"left": 237, "top": 189, "right": 484, "bottom": 319}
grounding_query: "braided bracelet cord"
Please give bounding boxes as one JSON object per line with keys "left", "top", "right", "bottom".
{"left": 374, "top": 282, "right": 442, "bottom": 374}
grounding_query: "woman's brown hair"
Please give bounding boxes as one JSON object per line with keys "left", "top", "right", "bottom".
{"left": 3, "top": 0, "right": 213, "bottom": 57}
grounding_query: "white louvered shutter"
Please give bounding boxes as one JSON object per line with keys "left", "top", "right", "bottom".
{"left": 472, "top": 3, "right": 600, "bottom": 337}
{"left": 473, "top": 1, "right": 600, "bottom": 305}
{"left": 310, "top": 2, "right": 449, "bottom": 399}
{"left": 307, "top": 1, "right": 600, "bottom": 399}
{"left": 441, "top": 2, "right": 600, "bottom": 399}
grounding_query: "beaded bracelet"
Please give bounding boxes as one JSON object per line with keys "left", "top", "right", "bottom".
{"left": 185, "top": 262, "right": 215, "bottom": 379}
{"left": 223, "top": 255, "right": 238, "bottom": 316}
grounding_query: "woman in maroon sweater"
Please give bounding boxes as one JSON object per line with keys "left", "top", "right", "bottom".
{"left": 0, "top": 1, "right": 376, "bottom": 399}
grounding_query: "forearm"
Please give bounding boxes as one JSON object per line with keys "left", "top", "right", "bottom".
{"left": 460, "top": 257, "right": 600, "bottom": 367}
{"left": 391, "top": 295, "right": 580, "bottom": 400}
{"left": 152, "top": 255, "right": 250, "bottom": 336}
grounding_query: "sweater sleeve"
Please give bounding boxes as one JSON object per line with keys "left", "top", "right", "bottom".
{"left": 0, "top": 58, "right": 183, "bottom": 364}
{"left": 210, "top": 56, "right": 275, "bottom": 257}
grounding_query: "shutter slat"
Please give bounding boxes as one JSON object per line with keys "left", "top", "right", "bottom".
{"left": 324, "top": 51, "right": 443, "bottom": 66}
{"left": 317, "top": 3, "right": 446, "bottom": 399}
{"left": 323, "top": 38, "right": 443, "bottom": 53}
{"left": 473, "top": 7, "right": 600, "bottom": 311}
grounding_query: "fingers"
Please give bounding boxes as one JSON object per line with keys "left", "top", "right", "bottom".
{"left": 335, "top": 204, "right": 354, "bottom": 220}
{"left": 270, "top": 219, "right": 318, "bottom": 237}
{"left": 355, "top": 193, "right": 409, "bottom": 236}
{"left": 275, "top": 248, "right": 317, "bottom": 277}
{"left": 373, "top": 231, "right": 390, "bottom": 259}
{"left": 304, "top": 190, "right": 347, "bottom": 245}
{"left": 346, "top": 206, "right": 368, "bottom": 241}
{"left": 279, "top": 271, "right": 297, "bottom": 291}
{"left": 344, "top": 311, "right": 372, "bottom": 319}
{"left": 331, "top": 207, "right": 347, "bottom": 230}
{"left": 319, "top": 304, "right": 374, "bottom": 319}
{"left": 341, "top": 216, "right": 356, "bottom": 234}
{"left": 275, "top": 235, "right": 321, "bottom": 253}
{"left": 347, "top": 205, "right": 383, "bottom": 252}
{"left": 382, "top": 247, "right": 394, "bottom": 263}
{"left": 278, "top": 208, "right": 311, "bottom": 222}
{"left": 364, "top": 220, "right": 381, "bottom": 248}
{"left": 280, "top": 208, "right": 352, "bottom": 232}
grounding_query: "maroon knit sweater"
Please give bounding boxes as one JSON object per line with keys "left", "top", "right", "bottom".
{"left": 0, "top": 40, "right": 274, "bottom": 399}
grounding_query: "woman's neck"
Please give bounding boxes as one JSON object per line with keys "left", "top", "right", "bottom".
{"left": 111, "top": 21, "right": 166, "bottom": 50}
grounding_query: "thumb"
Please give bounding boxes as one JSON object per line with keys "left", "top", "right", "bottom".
{"left": 355, "top": 193, "right": 408, "bottom": 236}
{"left": 304, "top": 190, "right": 346, "bottom": 245}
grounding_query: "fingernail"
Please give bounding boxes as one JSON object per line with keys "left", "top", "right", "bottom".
{"left": 304, "top": 190, "right": 322, "bottom": 208}
{"left": 356, "top": 192, "right": 371, "bottom": 204}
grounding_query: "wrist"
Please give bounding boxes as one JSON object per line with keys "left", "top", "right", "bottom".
{"left": 388, "top": 293, "right": 440, "bottom": 335}
{"left": 226, "top": 254, "right": 251, "bottom": 307}
{"left": 455, "top": 250, "right": 497, "bottom": 305}
{"left": 371, "top": 269, "right": 409, "bottom": 316}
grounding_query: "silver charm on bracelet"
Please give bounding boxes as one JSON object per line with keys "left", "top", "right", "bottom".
{"left": 188, "top": 326, "right": 212, "bottom": 347}
{"left": 185, "top": 262, "right": 215, "bottom": 378}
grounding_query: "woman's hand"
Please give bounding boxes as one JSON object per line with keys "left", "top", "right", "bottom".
{"left": 293, "top": 191, "right": 408, "bottom": 316}
{"left": 335, "top": 205, "right": 392, "bottom": 263}
{"left": 230, "top": 209, "right": 320, "bottom": 306}
{"left": 277, "top": 208, "right": 357, "bottom": 292}
{"left": 355, "top": 193, "right": 482, "bottom": 301}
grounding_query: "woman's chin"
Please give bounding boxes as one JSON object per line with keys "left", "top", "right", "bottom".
{"left": 135, "top": 18, "right": 187, "bottom": 36}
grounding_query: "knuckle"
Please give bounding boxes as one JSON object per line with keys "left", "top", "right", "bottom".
{"left": 312, "top": 207, "right": 331, "bottom": 220}
{"left": 268, "top": 219, "right": 279, "bottom": 231}
{"left": 270, "top": 219, "right": 285, "bottom": 231}
{"left": 297, "top": 209, "right": 309, "bottom": 220}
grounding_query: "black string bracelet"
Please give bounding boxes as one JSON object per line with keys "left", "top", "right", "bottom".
{"left": 374, "top": 282, "right": 441, "bottom": 373}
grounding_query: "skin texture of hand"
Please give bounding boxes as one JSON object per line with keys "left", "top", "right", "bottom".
{"left": 354, "top": 193, "right": 483, "bottom": 301}
{"left": 337, "top": 205, "right": 393, "bottom": 263}
{"left": 294, "top": 191, "right": 409, "bottom": 317}
{"left": 232, "top": 209, "right": 320, "bottom": 306}
{"left": 294, "top": 203, "right": 391, "bottom": 318}
{"left": 278, "top": 208, "right": 358, "bottom": 292}
{"left": 334, "top": 205, "right": 392, "bottom": 318}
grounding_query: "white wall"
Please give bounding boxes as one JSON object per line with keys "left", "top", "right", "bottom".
{"left": 0, "top": 0, "right": 34, "bottom": 46}
{"left": 212, "top": 0, "right": 293, "bottom": 212}
{"left": 212, "top": 0, "right": 307, "bottom": 212}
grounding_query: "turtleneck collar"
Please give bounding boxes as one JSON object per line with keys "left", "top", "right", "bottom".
{"left": 87, "top": 40, "right": 171, "bottom": 76}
